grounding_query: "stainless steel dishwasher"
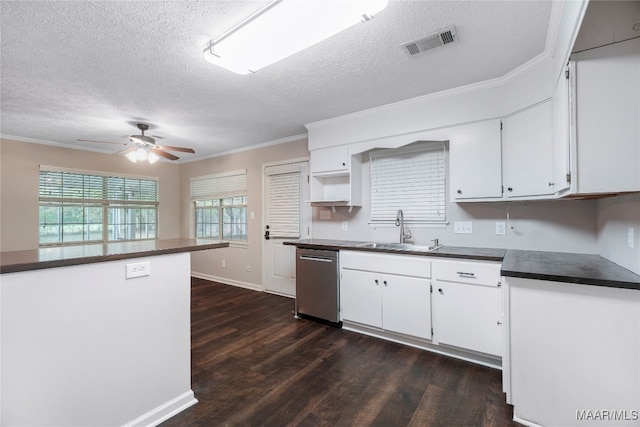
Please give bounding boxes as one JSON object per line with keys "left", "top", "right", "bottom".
{"left": 295, "top": 248, "right": 341, "bottom": 326}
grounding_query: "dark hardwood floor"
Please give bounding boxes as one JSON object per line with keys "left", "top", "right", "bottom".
{"left": 161, "top": 278, "right": 518, "bottom": 427}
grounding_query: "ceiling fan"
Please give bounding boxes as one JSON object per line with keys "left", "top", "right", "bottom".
{"left": 78, "top": 123, "right": 195, "bottom": 162}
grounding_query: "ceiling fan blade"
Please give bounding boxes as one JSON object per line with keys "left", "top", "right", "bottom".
{"left": 153, "top": 148, "right": 180, "bottom": 161}
{"left": 77, "top": 139, "right": 128, "bottom": 146}
{"left": 114, "top": 147, "right": 137, "bottom": 155}
{"left": 158, "top": 145, "right": 195, "bottom": 154}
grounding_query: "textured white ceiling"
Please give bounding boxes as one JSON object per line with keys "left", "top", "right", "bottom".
{"left": 0, "top": 1, "right": 553, "bottom": 162}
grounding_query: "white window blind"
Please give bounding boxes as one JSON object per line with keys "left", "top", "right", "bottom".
{"left": 39, "top": 169, "right": 158, "bottom": 204}
{"left": 265, "top": 164, "right": 301, "bottom": 239}
{"left": 190, "top": 170, "right": 247, "bottom": 200}
{"left": 370, "top": 142, "right": 446, "bottom": 224}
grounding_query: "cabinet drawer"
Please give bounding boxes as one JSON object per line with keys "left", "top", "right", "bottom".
{"left": 433, "top": 259, "right": 501, "bottom": 286}
{"left": 341, "top": 250, "right": 430, "bottom": 278}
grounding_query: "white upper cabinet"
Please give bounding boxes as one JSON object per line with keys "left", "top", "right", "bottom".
{"left": 565, "top": 38, "right": 640, "bottom": 196}
{"left": 502, "top": 100, "right": 555, "bottom": 198}
{"left": 309, "top": 145, "right": 350, "bottom": 175}
{"left": 309, "top": 146, "right": 362, "bottom": 207}
{"left": 551, "top": 69, "right": 572, "bottom": 194}
{"left": 449, "top": 120, "right": 503, "bottom": 201}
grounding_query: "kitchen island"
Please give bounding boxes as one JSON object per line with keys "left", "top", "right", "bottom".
{"left": 0, "top": 239, "right": 228, "bottom": 427}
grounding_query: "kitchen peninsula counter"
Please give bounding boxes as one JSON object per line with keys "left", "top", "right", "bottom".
{"left": 0, "top": 238, "right": 228, "bottom": 273}
{"left": 0, "top": 238, "right": 228, "bottom": 426}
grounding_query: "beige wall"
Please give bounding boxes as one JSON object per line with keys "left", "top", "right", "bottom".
{"left": 0, "top": 138, "right": 181, "bottom": 251}
{"left": 179, "top": 138, "right": 309, "bottom": 289}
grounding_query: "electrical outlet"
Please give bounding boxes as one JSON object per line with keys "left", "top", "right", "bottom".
{"left": 126, "top": 261, "right": 150, "bottom": 279}
{"left": 496, "top": 222, "right": 506, "bottom": 236}
{"left": 454, "top": 221, "right": 473, "bottom": 234}
{"left": 342, "top": 221, "right": 348, "bottom": 231}
{"left": 628, "top": 227, "right": 635, "bottom": 249}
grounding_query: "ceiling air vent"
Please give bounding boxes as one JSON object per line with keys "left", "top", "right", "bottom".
{"left": 402, "top": 26, "right": 459, "bottom": 56}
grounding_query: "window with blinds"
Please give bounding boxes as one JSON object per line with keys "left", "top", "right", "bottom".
{"left": 38, "top": 167, "right": 159, "bottom": 245}
{"left": 265, "top": 164, "right": 302, "bottom": 239}
{"left": 370, "top": 142, "right": 446, "bottom": 225}
{"left": 191, "top": 170, "right": 248, "bottom": 241}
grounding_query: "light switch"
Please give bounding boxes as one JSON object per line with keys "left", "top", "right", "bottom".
{"left": 454, "top": 221, "right": 473, "bottom": 234}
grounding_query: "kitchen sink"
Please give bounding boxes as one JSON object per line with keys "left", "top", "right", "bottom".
{"left": 355, "top": 242, "right": 440, "bottom": 252}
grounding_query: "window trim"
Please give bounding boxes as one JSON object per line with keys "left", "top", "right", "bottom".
{"left": 190, "top": 170, "right": 248, "bottom": 245}
{"left": 38, "top": 166, "right": 159, "bottom": 247}
{"left": 368, "top": 142, "right": 447, "bottom": 228}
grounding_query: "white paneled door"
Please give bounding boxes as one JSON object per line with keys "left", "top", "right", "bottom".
{"left": 263, "top": 161, "right": 310, "bottom": 297}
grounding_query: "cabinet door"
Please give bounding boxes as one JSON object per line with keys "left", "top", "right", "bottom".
{"left": 310, "top": 146, "right": 349, "bottom": 174}
{"left": 449, "top": 120, "right": 503, "bottom": 200}
{"left": 502, "top": 100, "right": 555, "bottom": 198}
{"left": 551, "top": 68, "right": 571, "bottom": 193}
{"left": 433, "top": 281, "right": 502, "bottom": 356}
{"left": 340, "top": 269, "right": 382, "bottom": 327}
{"left": 382, "top": 275, "right": 431, "bottom": 339}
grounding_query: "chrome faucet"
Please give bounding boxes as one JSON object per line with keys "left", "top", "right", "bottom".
{"left": 395, "top": 209, "right": 412, "bottom": 244}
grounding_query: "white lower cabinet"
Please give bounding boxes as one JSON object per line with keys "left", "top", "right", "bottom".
{"left": 340, "top": 251, "right": 504, "bottom": 362}
{"left": 432, "top": 259, "right": 503, "bottom": 357}
{"left": 432, "top": 281, "right": 502, "bottom": 356}
{"left": 340, "top": 251, "right": 431, "bottom": 340}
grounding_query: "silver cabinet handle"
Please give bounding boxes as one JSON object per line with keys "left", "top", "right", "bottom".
{"left": 299, "top": 255, "right": 333, "bottom": 262}
{"left": 456, "top": 271, "right": 475, "bottom": 277}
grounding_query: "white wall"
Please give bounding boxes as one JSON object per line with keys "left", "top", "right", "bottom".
{"left": 312, "top": 154, "right": 598, "bottom": 254}
{"left": 597, "top": 193, "right": 640, "bottom": 275}
{"left": 1, "top": 253, "right": 194, "bottom": 426}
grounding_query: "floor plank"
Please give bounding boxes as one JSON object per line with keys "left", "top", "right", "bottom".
{"left": 161, "top": 278, "right": 518, "bottom": 427}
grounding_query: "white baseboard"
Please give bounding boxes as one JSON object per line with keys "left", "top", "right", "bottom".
{"left": 191, "top": 271, "right": 262, "bottom": 292}
{"left": 342, "top": 321, "right": 502, "bottom": 370}
{"left": 123, "top": 390, "right": 197, "bottom": 427}
{"left": 512, "top": 414, "right": 543, "bottom": 427}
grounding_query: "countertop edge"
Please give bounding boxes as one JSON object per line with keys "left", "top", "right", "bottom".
{"left": 284, "top": 240, "right": 504, "bottom": 261}
{"left": 286, "top": 240, "right": 640, "bottom": 291}
{"left": 499, "top": 269, "right": 640, "bottom": 290}
{"left": 1, "top": 240, "right": 229, "bottom": 274}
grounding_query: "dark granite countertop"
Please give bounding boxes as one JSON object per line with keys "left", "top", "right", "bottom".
{"left": 501, "top": 250, "right": 640, "bottom": 290}
{"left": 285, "top": 239, "right": 640, "bottom": 291}
{"left": 0, "top": 238, "right": 229, "bottom": 274}
{"left": 284, "top": 239, "right": 505, "bottom": 262}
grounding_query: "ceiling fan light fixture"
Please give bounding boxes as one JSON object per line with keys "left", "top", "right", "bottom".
{"left": 203, "top": 0, "right": 388, "bottom": 74}
{"left": 148, "top": 151, "right": 160, "bottom": 164}
{"left": 126, "top": 151, "right": 138, "bottom": 163}
{"left": 135, "top": 147, "right": 148, "bottom": 162}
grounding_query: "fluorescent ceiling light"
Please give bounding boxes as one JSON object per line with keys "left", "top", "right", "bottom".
{"left": 204, "top": 0, "right": 388, "bottom": 74}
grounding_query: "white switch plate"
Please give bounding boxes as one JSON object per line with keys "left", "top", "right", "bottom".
{"left": 496, "top": 222, "right": 506, "bottom": 236}
{"left": 126, "top": 261, "right": 150, "bottom": 279}
{"left": 250, "top": 211, "right": 255, "bottom": 220}
{"left": 341, "top": 221, "right": 348, "bottom": 231}
{"left": 454, "top": 221, "right": 473, "bottom": 234}
{"left": 628, "top": 227, "right": 634, "bottom": 249}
